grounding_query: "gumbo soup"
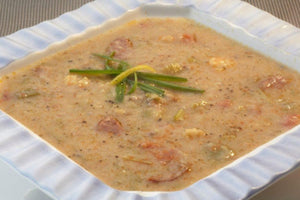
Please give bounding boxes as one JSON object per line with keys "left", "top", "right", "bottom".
{"left": 1, "top": 18, "right": 300, "bottom": 191}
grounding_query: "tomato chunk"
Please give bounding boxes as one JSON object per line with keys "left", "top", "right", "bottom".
{"left": 180, "top": 34, "right": 197, "bottom": 42}
{"left": 259, "top": 75, "right": 288, "bottom": 90}
{"left": 217, "top": 99, "right": 232, "bottom": 109}
{"left": 282, "top": 114, "right": 300, "bottom": 128}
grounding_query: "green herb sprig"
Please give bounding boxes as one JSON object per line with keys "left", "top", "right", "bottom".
{"left": 69, "top": 53, "right": 204, "bottom": 102}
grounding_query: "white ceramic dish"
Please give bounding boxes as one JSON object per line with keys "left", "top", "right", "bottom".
{"left": 1, "top": 0, "right": 300, "bottom": 199}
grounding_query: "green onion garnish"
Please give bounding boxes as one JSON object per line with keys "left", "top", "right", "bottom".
{"left": 69, "top": 69, "right": 122, "bottom": 75}
{"left": 110, "top": 65, "right": 155, "bottom": 85}
{"left": 137, "top": 82, "right": 165, "bottom": 97}
{"left": 138, "top": 72, "right": 187, "bottom": 82}
{"left": 140, "top": 77, "right": 205, "bottom": 93}
{"left": 69, "top": 53, "right": 204, "bottom": 102}
{"left": 127, "top": 73, "right": 138, "bottom": 94}
{"left": 115, "top": 81, "right": 126, "bottom": 102}
{"left": 93, "top": 53, "right": 129, "bottom": 68}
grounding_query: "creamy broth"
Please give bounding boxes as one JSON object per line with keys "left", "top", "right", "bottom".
{"left": 1, "top": 18, "right": 300, "bottom": 191}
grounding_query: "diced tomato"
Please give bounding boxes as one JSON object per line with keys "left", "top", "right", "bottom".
{"left": 247, "top": 104, "right": 262, "bottom": 115}
{"left": 180, "top": 34, "right": 197, "bottom": 43}
{"left": 259, "top": 75, "right": 288, "bottom": 90}
{"left": 139, "top": 141, "right": 160, "bottom": 149}
{"left": 1, "top": 90, "right": 10, "bottom": 102}
{"left": 33, "top": 66, "right": 43, "bottom": 74}
{"left": 217, "top": 99, "right": 232, "bottom": 108}
{"left": 153, "top": 149, "right": 177, "bottom": 162}
{"left": 282, "top": 114, "right": 300, "bottom": 128}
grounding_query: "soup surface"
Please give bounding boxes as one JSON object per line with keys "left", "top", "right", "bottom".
{"left": 1, "top": 18, "right": 300, "bottom": 191}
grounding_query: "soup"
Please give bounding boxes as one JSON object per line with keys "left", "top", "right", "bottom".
{"left": 0, "top": 18, "right": 300, "bottom": 191}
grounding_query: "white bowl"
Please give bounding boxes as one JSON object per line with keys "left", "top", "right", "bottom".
{"left": 1, "top": 0, "right": 300, "bottom": 199}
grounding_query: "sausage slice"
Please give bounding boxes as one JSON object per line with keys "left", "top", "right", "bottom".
{"left": 96, "top": 116, "right": 123, "bottom": 135}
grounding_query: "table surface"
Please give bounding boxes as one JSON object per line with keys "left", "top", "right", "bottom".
{"left": 0, "top": 0, "right": 300, "bottom": 200}
{"left": 0, "top": 0, "right": 300, "bottom": 37}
